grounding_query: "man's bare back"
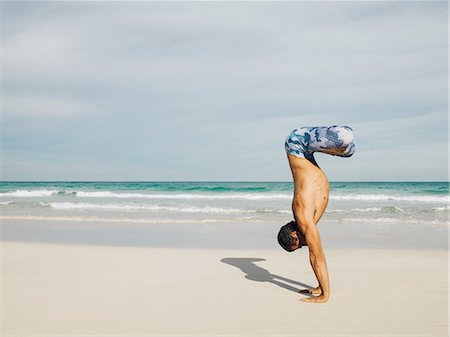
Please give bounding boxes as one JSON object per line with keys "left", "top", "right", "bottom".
{"left": 288, "top": 154, "right": 329, "bottom": 225}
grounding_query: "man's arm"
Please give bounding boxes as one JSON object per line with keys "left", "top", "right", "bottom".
{"left": 293, "top": 196, "right": 330, "bottom": 303}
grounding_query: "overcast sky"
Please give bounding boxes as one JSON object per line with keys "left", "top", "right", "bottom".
{"left": 1, "top": 1, "right": 448, "bottom": 181}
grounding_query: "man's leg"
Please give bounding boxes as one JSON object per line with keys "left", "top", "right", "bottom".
{"left": 307, "top": 126, "right": 355, "bottom": 157}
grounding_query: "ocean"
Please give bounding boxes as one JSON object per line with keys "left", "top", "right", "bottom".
{"left": 0, "top": 181, "right": 448, "bottom": 226}
{"left": 0, "top": 182, "right": 450, "bottom": 246}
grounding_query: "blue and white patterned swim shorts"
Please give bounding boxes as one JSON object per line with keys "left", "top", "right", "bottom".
{"left": 285, "top": 126, "right": 355, "bottom": 159}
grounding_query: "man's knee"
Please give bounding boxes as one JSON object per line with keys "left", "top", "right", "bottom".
{"left": 330, "top": 125, "right": 354, "bottom": 146}
{"left": 330, "top": 126, "right": 355, "bottom": 157}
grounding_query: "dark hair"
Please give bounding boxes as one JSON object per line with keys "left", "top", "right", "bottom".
{"left": 277, "top": 221, "right": 299, "bottom": 252}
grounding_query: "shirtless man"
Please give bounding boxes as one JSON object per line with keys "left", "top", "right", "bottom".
{"left": 277, "top": 126, "right": 355, "bottom": 303}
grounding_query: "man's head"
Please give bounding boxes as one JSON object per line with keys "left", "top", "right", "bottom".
{"left": 277, "top": 221, "right": 306, "bottom": 252}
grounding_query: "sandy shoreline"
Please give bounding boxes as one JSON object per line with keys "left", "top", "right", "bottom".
{"left": 2, "top": 240, "right": 448, "bottom": 336}
{"left": 1, "top": 218, "right": 447, "bottom": 250}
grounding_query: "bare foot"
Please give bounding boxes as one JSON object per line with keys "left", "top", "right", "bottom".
{"left": 299, "top": 286, "right": 322, "bottom": 296}
{"left": 300, "top": 295, "right": 329, "bottom": 303}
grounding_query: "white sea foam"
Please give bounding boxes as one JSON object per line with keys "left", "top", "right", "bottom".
{"left": 0, "top": 215, "right": 252, "bottom": 224}
{"left": 0, "top": 190, "right": 59, "bottom": 197}
{"left": 331, "top": 194, "right": 449, "bottom": 203}
{"left": 1, "top": 189, "right": 448, "bottom": 204}
{"left": 0, "top": 190, "right": 291, "bottom": 200}
{"left": 75, "top": 191, "right": 292, "bottom": 200}
{"left": 337, "top": 217, "right": 449, "bottom": 226}
{"left": 43, "top": 202, "right": 290, "bottom": 214}
{"left": 1, "top": 214, "right": 447, "bottom": 226}
{"left": 329, "top": 206, "right": 406, "bottom": 214}
{"left": 46, "top": 202, "right": 246, "bottom": 213}
{"left": 353, "top": 207, "right": 385, "bottom": 212}
{"left": 74, "top": 191, "right": 448, "bottom": 203}
{"left": 431, "top": 206, "right": 450, "bottom": 211}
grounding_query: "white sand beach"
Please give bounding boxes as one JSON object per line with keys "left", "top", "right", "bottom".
{"left": 2, "top": 1, "right": 448, "bottom": 335}
{"left": 2, "top": 240, "right": 448, "bottom": 336}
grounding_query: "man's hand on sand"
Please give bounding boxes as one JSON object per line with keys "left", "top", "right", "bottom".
{"left": 300, "top": 295, "right": 329, "bottom": 303}
{"left": 299, "top": 286, "right": 322, "bottom": 296}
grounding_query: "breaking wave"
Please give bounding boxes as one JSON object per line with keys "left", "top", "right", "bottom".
{"left": 1, "top": 189, "right": 448, "bottom": 203}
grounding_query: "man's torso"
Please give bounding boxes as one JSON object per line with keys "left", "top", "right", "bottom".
{"left": 288, "top": 154, "right": 330, "bottom": 224}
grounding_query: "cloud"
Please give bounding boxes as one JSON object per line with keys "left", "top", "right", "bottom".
{"left": 1, "top": 1, "right": 447, "bottom": 181}
{"left": 3, "top": 94, "right": 94, "bottom": 118}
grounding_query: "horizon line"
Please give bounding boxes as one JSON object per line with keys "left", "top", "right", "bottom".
{"left": 0, "top": 180, "right": 448, "bottom": 183}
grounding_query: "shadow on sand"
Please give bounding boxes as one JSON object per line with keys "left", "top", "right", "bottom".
{"left": 221, "top": 257, "right": 313, "bottom": 296}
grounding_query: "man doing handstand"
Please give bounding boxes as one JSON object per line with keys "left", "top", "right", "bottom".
{"left": 278, "top": 126, "right": 355, "bottom": 303}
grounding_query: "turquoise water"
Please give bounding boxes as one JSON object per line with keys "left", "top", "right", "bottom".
{"left": 0, "top": 181, "right": 293, "bottom": 193}
{"left": 0, "top": 181, "right": 448, "bottom": 226}
{"left": 0, "top": 181, "right": 448, "bottom": 197}
{"left": 1, "top": 181, "right": 447, "bottom": 249}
